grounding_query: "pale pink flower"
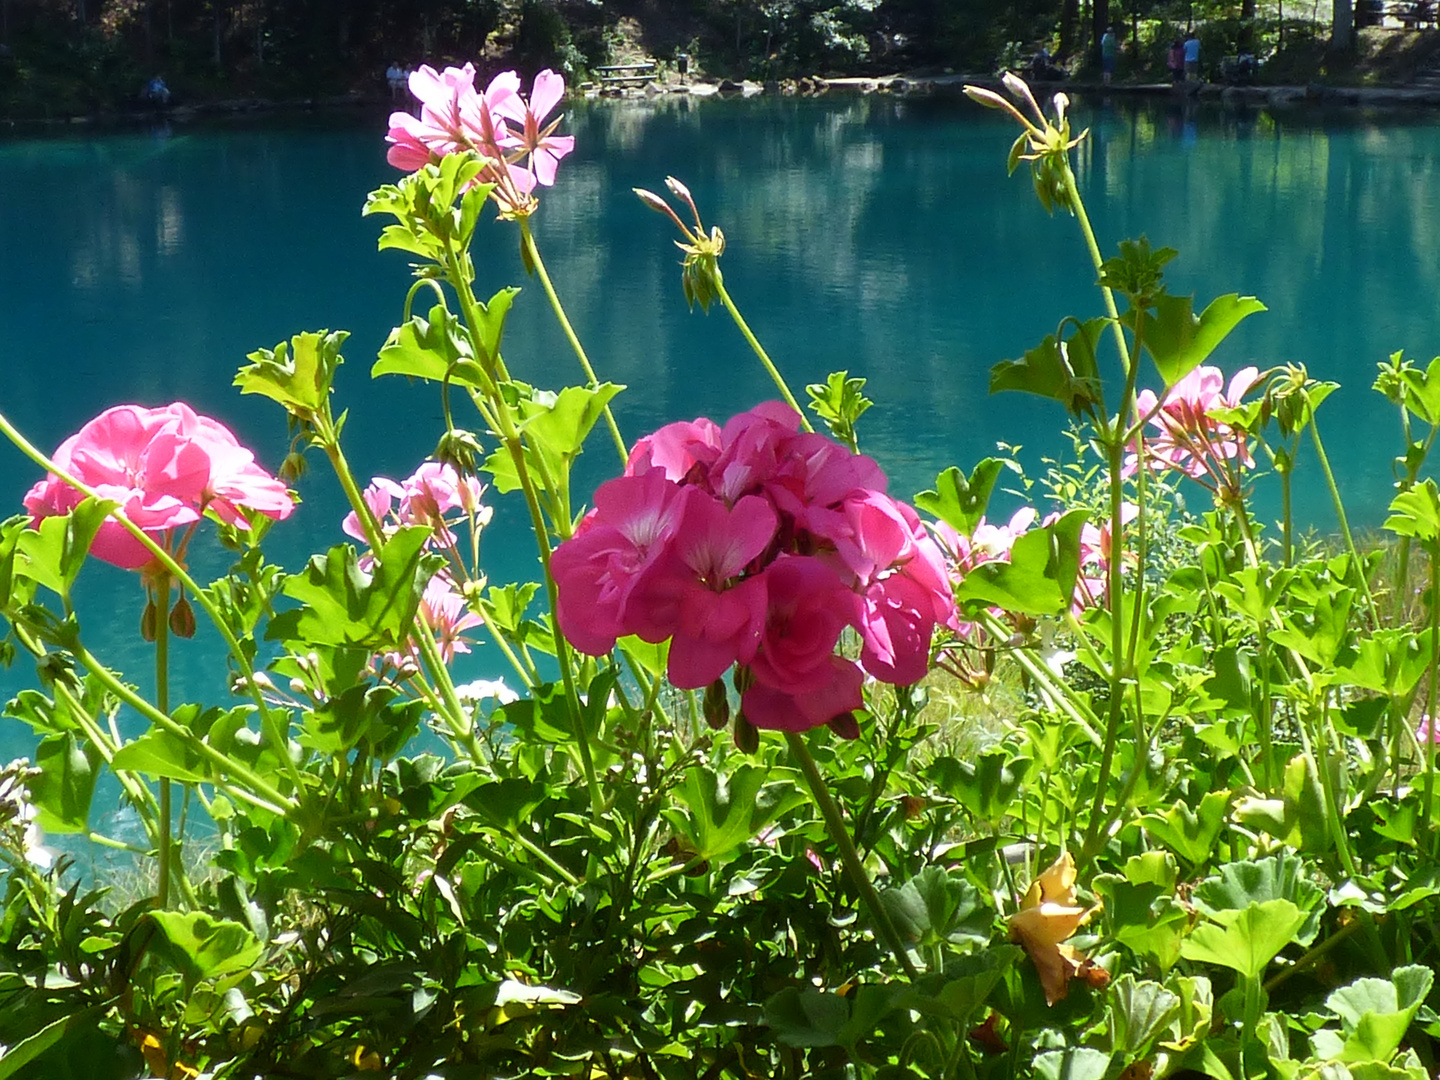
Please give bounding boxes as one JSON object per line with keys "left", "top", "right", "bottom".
{"left": 494, "top": 69, "right": 576, "bottom": 187}
{"left": 342, "top": 476, "right": 405, "bottom": 543}
{"left": 1070, "top": 503, "right": 1138, "bottom": 611}
{"left": 25, "top": 403, "right": 293, "bottom": 570}
{"left": 1418, "top": 715, "right": 1440, "bottom": 745}
{"left": 384, "top": 66, "right": 570, "bottom": 211}
{"left": 1131, "top": 366, "right": 1259, "bottom": 487}
{"left": 419, "top": 575, "right": 484, "bottom": 663}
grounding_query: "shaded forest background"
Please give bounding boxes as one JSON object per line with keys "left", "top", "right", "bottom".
{"left": 0, "top": 0, "right": 1369, "bottom": 118}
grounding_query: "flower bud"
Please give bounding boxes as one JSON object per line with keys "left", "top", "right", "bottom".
{"left": 280, "top": 450, "right": 308, "bottom": 484}
{"left": 168, "top": 594, "right": 196, "bottom": 639}
{"left": 827, "top": 711, "right": 860, "bottom": 740}
{"left": 702, "top": 679, "right": 729, "bottom": 730}
{"left": 664, "top": 176, "right": 693, "bottom": 203}
{"left": 633, "top": 187, "right": 671, "bottom": 215}
{"left": 732, "top": 665, "right": 754, "bottom": 694}
{"left": 733, "top": 711, "right": 759, "bottom": 754}
{"left": 434, "top": 428, "right": 484, "bottom": 478}
{"left": 140, "top": 599, "right": 158, "bottom": 643}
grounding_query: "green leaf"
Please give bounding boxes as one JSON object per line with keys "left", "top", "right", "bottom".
{"left": 1397, "top": 356, "right": 1440, "bottom": 426}
{"left": 1192, "top": 853, "right": 1325, "bottom": 945}
{"left": 1232, "top": 757, "right": 1334, "bottom": 857}
{"left": 1179, "top": 898, "right": 1307, "bottom": 979}
{"left": 880, "top": 866, "right": 992, "bottom": 950}
{"left": 469, "top": 777, "right": 547, "bottom": 833}
{"left": 1136, "top": 292, "right": 1266, "bottom": 387}
{"left": 989, "top": 319, "right": 1106, "bottom": 416}
{"left": 904, "top": 946, "right": 1021, "bottom": 1023}
{"left": 914, "top": 459, "right": 1006, "bottom": 537}
{"left": 235, "top": 330, "right": 348, "bottom": 421}
{"left": 663, "top": 763, "right": 806, "bottom": 863}
{"left": 1137, "top": 788, "right": 1230, "bottom": 867}
{"left": 763, "top": 987, "right": 851, "bottom": 1048}
{"left": 373, "top": 303, "right": 481, "bottom": 385}
{"left": 29, "top": 732, "right": 100, "bottom": 833}
{"left": 268, "top": 527, "right": 442, "bottom": 650}
{"left": 1323, "top": 966, "right": 1434, "bottom": 1064}
{"left": 1032, "top": 1047, "right": 1113, "bottom": 1080}
{"left": 111, "top": 730, "right": 211, "bottom": 785}
{"left": 147, "top": 911, "right": 263, "bottom": 986}
{"left": 1385, "top": 480, "right": 1440, "bottom": 544}
{"left": 805, "top": 370, "right": 873, "bottom": 447}
{"left": 15, "top": 498, "right": 115, "bottom": 600}
{"left": 1108, "top": 974, "right": 1180, "bottom": 1057}
{"left": 927, "top": 751, "right": 1029, "bottom": 823}
{"left": 955, "top": 508, "right": 1086, "bottom": 617}
{"left": 0, "top": 1006, "right": 106, "bottom": 1080}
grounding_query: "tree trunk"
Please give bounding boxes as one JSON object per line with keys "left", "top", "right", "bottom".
{"left": 1091, "top": 0, "right": 1109, "bottom": 69}
{"left": 213, "top": 1, "right": 223, "bottom": 68}
{"left": 1332, "top": 0, "right": 1353, "bottom": 49}
{"left": 1059, "top": 0, "right": 1079, "bottom": 58}
{"left": 1240, "top": 0, "right": 1257, "bottom": 49}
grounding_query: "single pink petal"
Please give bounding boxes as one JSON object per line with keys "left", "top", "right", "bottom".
{"left": 742, "top": 657, "right": 864, "bottom": 732}
{"left": 529, "top": 69, "right": 566, "bottom": 122}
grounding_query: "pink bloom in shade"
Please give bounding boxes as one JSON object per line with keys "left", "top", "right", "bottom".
{"left": 342, "top": 477, "right": 405, "bottom": 543}
{"left": 24, "top": 404, "right": 293, "bottom": 571}
{"left": 549, "top": 472, "right": 692, "bottom": 656}
{"left": 741, "top": 555, "right": 862, "bottom": 731}
{"left": 418, "top": 575, "right": 484, "bottom": 663}
{"left": 1418, "top": 716, "right": 1440, "bottom": 744}
{"left": 625, "top": 417, "right": 723, "bottom": 484}
{"left": 629, "top": 492, "right": 777, "bottom": 688}
{"left": 707, "top": 402, "right": 806, "bottom": 503}
{"left": 1130, "top": 365, "right": 1260, "bottom": 484}
{"left": 400, "top": 462, "right": 483, "bottom": 524}
{"left": 1068, "top": 503, "right": 1138, "bottom": 611}
{"left": 743, "top": 655, "right": 865, "bottom": 733}
{"left": 494, "top": 69, "right": 576, "bottom": 187}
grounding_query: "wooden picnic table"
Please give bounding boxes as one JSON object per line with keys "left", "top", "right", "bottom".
{"left": 596, "top": 60, "right": 657, "bottom": 86}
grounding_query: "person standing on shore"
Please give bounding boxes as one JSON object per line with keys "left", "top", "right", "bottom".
{"left": 386, "top": 60, "right": 407, "bottom": 101}
{"left": 1167, "top": 38, "right": 1184, "bottom": 82}
{"left": 1183, "top": 32, "right": 1201, "bottom": 80}
{"left": 1101, "top": 26, "right": 1118, "bottom": 84}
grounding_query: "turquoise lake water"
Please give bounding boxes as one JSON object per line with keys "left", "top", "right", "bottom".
{"left": 2, "top": 92, "right": 1439, "bottom": 763}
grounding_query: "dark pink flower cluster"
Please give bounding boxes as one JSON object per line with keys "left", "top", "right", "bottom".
{"left": 551, "top": 403, "right": 956, "bottom": 735}
{"left": 25, "top": 403, "right": 294, "bottom": 572}
{"left": 386, "top": 65, "right": 574, "bottom": 210}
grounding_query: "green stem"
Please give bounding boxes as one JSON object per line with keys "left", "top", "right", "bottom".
{"left": 73, "top": 643, "right": 296, "bottom": 816}
{"left": 1309, "top": 415, "right": 1377, "bottom": 620}
{"left": 714, "top": 276, "right": 812, "bottom": 431}
{"left": 785, "top": 732, "right": 918, "bottom": 980}
{"left": 440, "top": 240, "right": 605, "bottom": 818}
{"left": 1425, "top": 551, "right": 1440, "bottom": 856}
{"left": 518, "top": 217, "right": 628, "bottom": 463}
{"left": 155, "top": 574, "right": 173, "bottom": 909}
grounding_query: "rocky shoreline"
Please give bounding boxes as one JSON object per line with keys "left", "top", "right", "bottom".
{"left": 4, "top": 69, "right": 1439, "bottom": 133}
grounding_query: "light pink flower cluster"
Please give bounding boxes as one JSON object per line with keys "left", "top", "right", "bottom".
{"left": 346, "top": 462, "right": 489, "bottom": 667}
{"left": 387, "top": 65, "right": 574, "bottom": 210}
{"left": 933, "top": 503, "right": 1134, "bottom": 619}
{"left": 24, "top": 403, "right": 294, "bottom": 571}
{"left": 551, "top": 403, "right": 956, "bottom": 735}
{"left": 1131, "top": 366, "right": 1260, "bottom": 489}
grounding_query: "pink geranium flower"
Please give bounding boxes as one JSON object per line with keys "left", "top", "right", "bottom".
{"left": 552, "top": 401, "right": 959, "bottom": 739}
{"left": 24, "top": 403, "right": 293, "bottom": 571}
{"left": 493, "top": 69, "right": 577, "bottom": 187}
{"left": 1131, "top": 365, "right": 1260, "bottom": 490}
{"left": 631, "top": 492, "right": 777, "bottom": 688}
{"left": 385, "top": 66, "right": 572, "bottom": 212}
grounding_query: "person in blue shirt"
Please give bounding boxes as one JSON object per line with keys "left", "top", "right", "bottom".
{"left": 1183, "top": 32, "right": 1201, "bottom": 80}
{"left": 1101, "top": 27, "right": 1118, "bottom": 84}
